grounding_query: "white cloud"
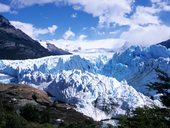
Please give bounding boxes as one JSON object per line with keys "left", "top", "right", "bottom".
{"left": 97, "top": 31, "right": 105, "bottom": 36}
{"left": 67, "top": 0, "right": 134, "bottom": 26}
{"left": 11, "top": 0, "right": 57, "bottom": 7}
{"left": 10, "top": 21, "right": 57, "bottom": 39}
{"left": 10, "top": 0, "right": 168, "bottom": 27}
{"left": 10, "top": 0, "right": 170, "bottom": 45}
{"left": 41, "top": 38, "right": 125, "bottom": 52}
{"left": 78, "top": 34, "right": 87, "bottom": 40}
{"left": 151, "top": 0, "right": 162, "bottom": 3}
{"left": 119, "top": 2, "right": 170, "bottom": 45}
{"left": 129, "top": 6, "right": 161, "bottom": 26}
{"left": 151, "top": 0, "right": 170, "bottom": 12}
{"left": 121, "top": 24, "right": 170, "bottom": 45}
{"left": 151, "top": 0, "right": 169, "bottom": 4}
{"left": 11, "top": 0, "right": 134, "bottom": 26}
{"left": 0, "top": 3, "right": 10, "bottom": 12}
{"left": 71, "top": 13, "right": 77, "bottom": 18}
{"left": 63, "top": 28, "right": 75, "bottom": 40}
{"left": 48, "top": 25, "right": 58, "bottom": 34}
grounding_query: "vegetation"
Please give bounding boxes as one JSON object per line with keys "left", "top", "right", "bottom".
{"left": 58, "top": 120, "right": 100, "bottom": 128}
{"left": 0, "top": 101, "right": 100, "bottom": 128}
{"left": 0, "top": 83, "right": 100, "bottom": 128}
{"left": 20, "top": 104, "right": 50, "bottom": 123}
{"left": 148, "top": 69, "right": 170, "bottom": 107}
{"left": 118, "top": 107, "right": 170, "bottom": 128}
{"left": 0, "top": 102, "right": 54, "bottom": 128}
{"left": 118, "top": 69, "right": 170, "bottom": 128}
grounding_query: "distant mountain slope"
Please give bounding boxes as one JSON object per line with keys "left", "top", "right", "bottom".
{"left": 46, "top": 43, "right": 71, "bottom": 55}
{"left": 158, "top": 39, "right": 170, "bottom": 48}
{"left": 0, "top": 15, "right": 69, "bottom": 60}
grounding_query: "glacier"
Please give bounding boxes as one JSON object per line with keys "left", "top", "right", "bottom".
{"left": 44, "top": 70, "right": 160, "bottom": 120}
{"left": 0, "top": 44, "right": 169, "bottom": 120}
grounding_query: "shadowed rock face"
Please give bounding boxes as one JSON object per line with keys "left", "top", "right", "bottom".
{"left": 159, "top": 39, "right": 170, "bottom": 48}
{"left": 0, "top": 15, "right": 70, "bottom": 60}
{"left": 0, "top": 15, "right": 53, "bottom": 60}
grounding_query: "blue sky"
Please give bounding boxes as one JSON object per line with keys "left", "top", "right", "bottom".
{"left": 0, "top": 0, "right": 170, "bottom": 49}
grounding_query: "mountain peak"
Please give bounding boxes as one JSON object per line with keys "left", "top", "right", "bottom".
{"left": 0, "top": 15, "right": 11, "bottom": 27}
{"left": 158, "top": 39, "right": 170, "bottom": 48}
{"left": 0, "top": 15, "right": 70, "bottom": 60}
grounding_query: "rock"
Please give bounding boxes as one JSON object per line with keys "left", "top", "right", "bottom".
{"left": 0, "top": 15, "right": 70, "bottom": 60}
{"left": 0, "top": 84, "right": 100, "bottom": 126}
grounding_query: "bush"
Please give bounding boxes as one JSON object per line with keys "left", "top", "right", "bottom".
{"left": 59, "top": 120, "right": 100, "bottom": 128}
{"left": 0, "top": 103, "right": 28, "bottom": 128}
{"left": 6, "top": 115, "right": 27, "bottom": 128}
{"left": 20, "top": 104, "right": 50, "bottom": 123}
{"left": 0, "top": 102, "right": 53, "bottom": 128}
{"left": 118, "top": 107, "right": 170, "bottom": 128}
{"left": 147, "top": 69, "right": 170, "bottom": 107}
{"left": 20, "top": 104, "right": 40, "bottom": 122}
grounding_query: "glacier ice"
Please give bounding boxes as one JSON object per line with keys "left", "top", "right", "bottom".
{"left": 102, "top": 45, "right": 170, "bottom": 94}
{"left": 0, "top": 45, "right": 169, "bottom": 94}
{"left": 44, "top": 70, "right": 160, "bottom": 120}
{"left": 0, "top": 44, "right": 169, "bottom": 120}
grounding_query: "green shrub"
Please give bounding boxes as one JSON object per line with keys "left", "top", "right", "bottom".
{"left": 29, "top": 123, "right": 54, "bottom": 128}
{"left": 20, "top": 104, "right": 50, "bottom": 123}
{"left": 6, "top": 115, "right": 27, "bottom": 128}
{"left": 147, "top": 69, "right": 170, "bottom": 107}
{"left": 118, "top": 107, "right": 170, "bottom": 128}
{"left": 59, "top": 120, "right": 100, "bottom": 128}
{"left": 20, "top": 104, "right": 40, "bottom": 122}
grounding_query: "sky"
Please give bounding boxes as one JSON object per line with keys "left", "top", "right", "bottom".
{"left": 0, "top": 0, "right": 170, "bottom": 50}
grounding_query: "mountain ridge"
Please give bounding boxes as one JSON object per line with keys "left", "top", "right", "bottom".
{"left": 158, "top": 39, "right": 170, "bottom": 48}
{"left": 0, "top": 15, "right": 70, "bottom": 60}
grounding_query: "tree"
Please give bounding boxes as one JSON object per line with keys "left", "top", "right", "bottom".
{"left": 118, "top": 107, "right": 170, "bottom": 128}
{"left": 147, "top": 69, "right": 170, "bottom": 107}
{"left": 118, "top": 69, "right": 170, "bottom": 128}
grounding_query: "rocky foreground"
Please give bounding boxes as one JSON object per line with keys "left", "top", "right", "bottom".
{"left": 0, "top": 84, "right": 100, "bottom": 128}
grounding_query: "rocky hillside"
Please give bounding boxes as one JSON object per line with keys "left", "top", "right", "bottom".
{"left": 0, "top": 84, "right": 100, "bottom": 127}
{"left": 159, "top": 39, "right": 170, "bottom": 48}
{"left": 0, "top": 15, "right": 69, "bottom": 60}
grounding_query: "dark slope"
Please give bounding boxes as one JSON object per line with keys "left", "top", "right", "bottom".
{"left": 0, "top": 15, "right": 70, "bottom": 60}
{"left": 158, "top": 39, "right": 170, "bottom": 48}
{"left": 0, "top": 15, "right": 53, "bottom": 60}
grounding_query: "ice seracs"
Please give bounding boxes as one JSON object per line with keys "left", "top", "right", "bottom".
{"left": 0, "top": 45, "right": 169, "bottom": 94}
{"left": 45, "top": 70, "right": 161, "bottom": 120}
{"left": 102, "top": 45, "right": 170, "bottom": 94}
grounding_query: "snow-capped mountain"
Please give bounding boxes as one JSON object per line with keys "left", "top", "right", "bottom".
{"left": 40, "top": 42, "right": 71, "bottom": 55}
{"left": 0, "top": 44, "right": 169, "bottom": 120}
